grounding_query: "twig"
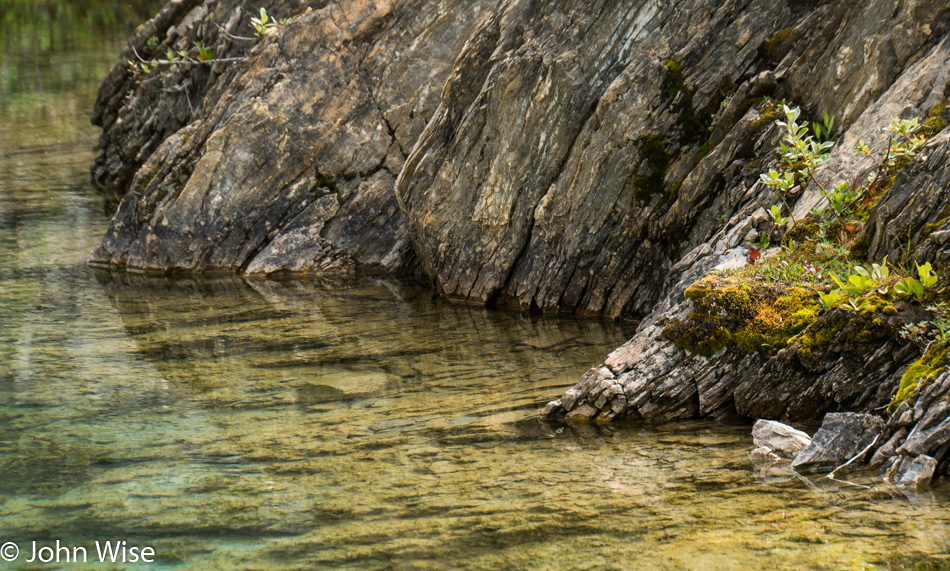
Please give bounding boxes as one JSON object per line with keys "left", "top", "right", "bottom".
{"left": 827, "top": 433, "right": 879, "bottom": 482}
{"left": 132, "top": 45, "right": 246, "bottom": 66}
{"left": 807, "top": 165, "right": 827, "bottom": 194}
{"left": 211, "top": 19, "right": 257, "bottom": 42}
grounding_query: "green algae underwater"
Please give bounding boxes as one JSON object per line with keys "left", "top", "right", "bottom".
{"left": 2, "top": 2, "right": 950, "bottom": 569}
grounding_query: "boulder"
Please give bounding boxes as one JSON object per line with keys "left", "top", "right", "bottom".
{"left": 791, "top": 413, "right": 884, "bottom": 473}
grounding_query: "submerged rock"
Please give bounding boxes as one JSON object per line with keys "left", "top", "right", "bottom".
{"left": 790, "top": 413, "right": 884, "bottom": 474}
{"left": 750, "top": 419, "right": 811, "bottom": 461}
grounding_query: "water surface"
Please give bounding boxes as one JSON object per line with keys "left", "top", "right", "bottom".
{"left": 2, "top": 2, "right": 950, "bottom": 569}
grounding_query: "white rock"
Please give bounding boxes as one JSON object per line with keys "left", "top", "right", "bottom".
{"left": 752, "top": 419, "right": 812, "bottom": 459}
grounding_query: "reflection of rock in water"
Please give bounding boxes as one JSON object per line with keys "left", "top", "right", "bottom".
{"left": 296, "top": 383, "right": 350, "bottom": 405}
{"left": 91, "top": 270, "right": 625, "bottom": 426}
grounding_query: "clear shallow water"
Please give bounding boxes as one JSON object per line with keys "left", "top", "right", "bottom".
{"left": 2, "top": 3, "right": 950, "bottom": 570}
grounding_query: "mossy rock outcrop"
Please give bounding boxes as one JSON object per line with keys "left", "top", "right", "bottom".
{"left": 546, "top": 273, "right": 927, "bottom": 423}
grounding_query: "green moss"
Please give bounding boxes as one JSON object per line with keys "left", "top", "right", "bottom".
{"left": 888, "top": 343, "right": 949, "bottom": 413}
{"left": 922, "top": 99, "right": 948, "bottom": 137}
{"left": 854, "top": 190, "right": 886, "bottom": 224}
{"left": 735, "top": 94, "right": 778, "bottom": 124}
{"left": 639, "top": 135, "right": 670, "bottom": 172}
{"left": 684, "top": 277, "right": 753, "bottom": 315}
{"left": 759, "top": 26, "right": 796, "bottom": 59}
{"left": 669, "top": 276, "right": 824, "bottom": 355}
{"left": 921, "top": 219, "right": 949, "bottom": 237}
{"left": 664, "top": 317, "right": 731, "bottom": 356}
{"left": 846, "top": 316, "right": 888, "bottom": 347}
{"left": 795, "top": 320, "right": 844, "bottom": 353}
{"left": 138, "top": 166, "right": 160, "bottom": 192}
{"left": 920, "top": 204, "right": 950, "bottom": 239}
{"left": 750, "top": 111, "right": 777, "bottom": 133}
{"left": 664, "top": 180, "right": 684, "bottom": 204}
{"left": 631, "top": 134, "right": 670, "bottom": 202}
{"left": 733, "top": 287, "right": 823, "bottom": 352}
{"left": 858, "top": 295, "right": 892, "bottom": 316}
{"left": 784, "top": 218, "right": 821, "bottom": 243}
{"left": 661, "top": 58, "right": 706, "bottom": 144}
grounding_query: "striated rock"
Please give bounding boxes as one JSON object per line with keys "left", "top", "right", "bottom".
{"left": 396, "top": 0, "right": 950, "bottom": 316}
{"left": 790, "top": 413, "right": 884, "bottom": 473}
{"left": 896, "top": 455, "right": 937, "bottom": 490}
{"left": 544, "top": 292, "right": 920, "bottom": 423}
{"left": 92, "top": 0, "right": 950, "bottom": 312}
{"left": 546, "top": 15, "right": 950, "bottom": 423}
{"left": 871, "top": 370, "right": 950, "bottom": 483}
{"left": 92, "top": 0, "right": 219, "bottom": 204}
{"left": 90, "top": 0, "right": 495, "bottom": 274}
{"left": 750, "top": 419, "right": 811, "bottom": 461}
{"left": 868, "top": 427, "right": 908, "bottom": 469}
{"left": 92, "top": 0, "right": 950, "bottom": 478}
{"left": 855, "top": 131, "right": 950, "bottom": 266}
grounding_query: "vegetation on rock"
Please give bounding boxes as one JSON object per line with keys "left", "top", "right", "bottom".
{"left": 666, "top": 106, "right": 947, "bottom": 411}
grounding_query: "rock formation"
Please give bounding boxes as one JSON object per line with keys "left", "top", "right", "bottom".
{"left": 90, "top": 0, "right": 496, "bottom": 274}
{"left": 91, "top": 0, "right": 950, "bottom": 480}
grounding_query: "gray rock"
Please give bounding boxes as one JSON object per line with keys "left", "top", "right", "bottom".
{"left": 547, "top": 296, "right": 918, "bottom": 423}
{"left": 791, "top": 413, "right": 885, "bottom": 473}
{"left": 896, "top": 455, "right": 938, "bottom": 490}
{"left": 541, "top": 399, "right": 563, "bottom": 418}
{"left": 90, "top": 0, "right": 495, "bottom": 274}
{"left": 868, "top": 427, "right": 908, "bottom": 469}
{"left": 751, "top": 419, "right": 811, "bottom": 460}
{"left": 91, "top": 0, "right": 950, "bottom": 311}
{"left": 544, "top": 12, "right": 949, "bottom": 420}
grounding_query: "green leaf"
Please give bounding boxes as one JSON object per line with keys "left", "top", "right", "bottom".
{"left": 918, "top": 262, "right": 938, "bottom": 288}
{"left": 819, "top": 290, "right": 840, "bottom": 308}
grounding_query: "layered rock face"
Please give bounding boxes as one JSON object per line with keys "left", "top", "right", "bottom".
{"left": 544, "top": 34, "right": 950, "bottom": 423}
{"left": 94, "top": 0, "right": 950, "bottom": 462}
{"left": 396, "top": 0, "right": 950, "bottom": 315}
{"left": 90, "top": 0, "right": 495, "bottom": 273}
{"left": 93, "top": 0, "right": 949, "bottom": 299}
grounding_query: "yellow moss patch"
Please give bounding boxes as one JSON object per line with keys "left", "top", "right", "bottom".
{"left": 666, "top": 276, "right": 824, "bottom": 355}
{"left": 888, "top": 343, "right": 949, "bottom": 413}
{"left": 922, "top": 99, "right": 948, "bottom": 137}
{"left": 760, "top": 26, "right": 796, "bottom": 58}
